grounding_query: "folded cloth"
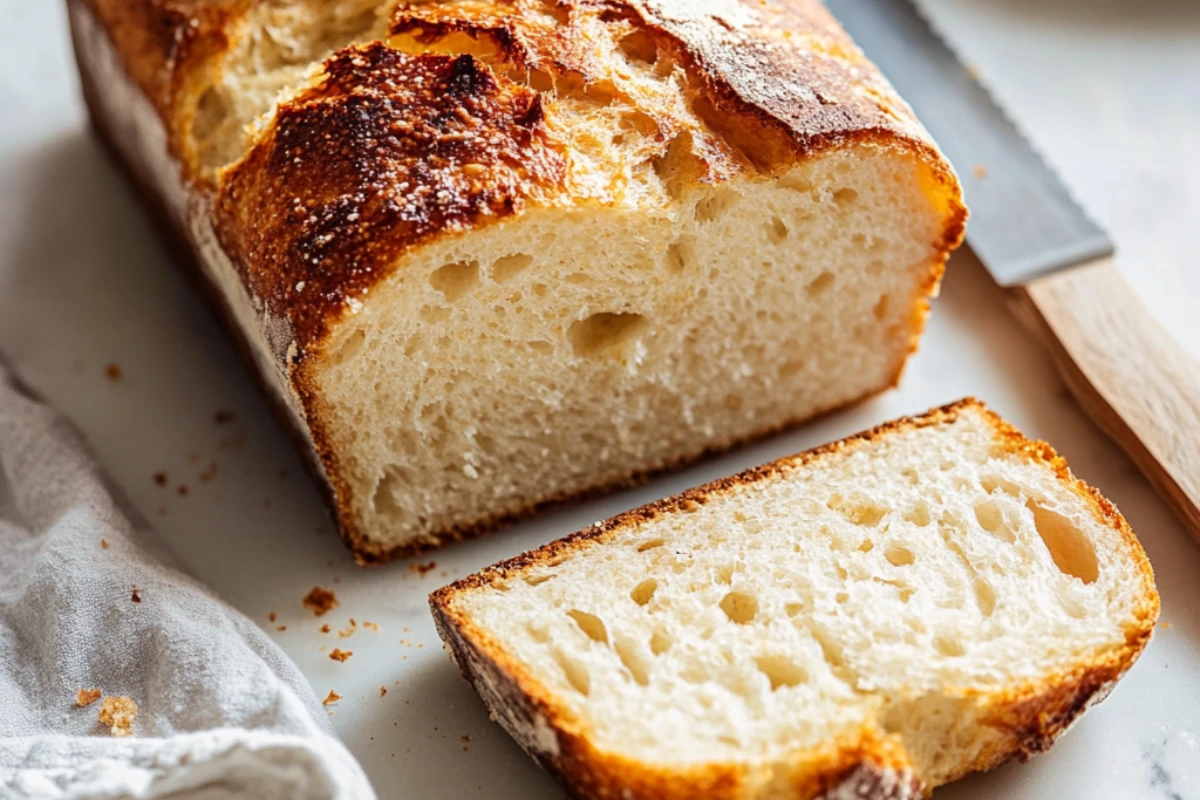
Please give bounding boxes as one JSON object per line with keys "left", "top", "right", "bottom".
{"left": 0, "top": 362, "right": 374, "bottom": 799}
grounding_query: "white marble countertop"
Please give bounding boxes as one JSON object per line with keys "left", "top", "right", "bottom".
{"left": 1, "top": 0, "right": 1198, "bottom": 797}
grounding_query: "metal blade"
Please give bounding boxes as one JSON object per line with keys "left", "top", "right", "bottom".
{"left": 824, "top": 0, "right": 1113, "bottom": 286}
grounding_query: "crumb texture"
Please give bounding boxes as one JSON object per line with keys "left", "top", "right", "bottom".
{"left": 440, "top": 403, "right": 1157, "bottom": 797}
{"left": 98, "top": 696, "right": 138, "bottom": 738}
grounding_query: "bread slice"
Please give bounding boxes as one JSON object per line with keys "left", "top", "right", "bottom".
{"left": 430, "top": 400, "right": 1158, "bottom": 799}
{"left": 69, "top": 0, "right": 966, "bottom": 562}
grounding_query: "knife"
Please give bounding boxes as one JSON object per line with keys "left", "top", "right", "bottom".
{"left": 826, "top": 0, "right": 1200, "bottom": 541}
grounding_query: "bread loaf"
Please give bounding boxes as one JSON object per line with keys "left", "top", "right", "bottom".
{"left": 69, "top": 0, "right": 966, "bottom": 562}
{"left": 431, "top": 400, "right": 1158, "bottom": 799}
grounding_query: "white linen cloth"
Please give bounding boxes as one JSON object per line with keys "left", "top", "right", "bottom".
{"left": 0, "top": 362, "right": 375, "bottom": 799}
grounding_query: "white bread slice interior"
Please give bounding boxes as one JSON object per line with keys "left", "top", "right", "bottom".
{"left": 431, "top": 399, "right": 1158, "bottom": 799}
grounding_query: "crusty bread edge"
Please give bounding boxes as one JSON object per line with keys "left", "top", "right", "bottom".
{"left": 429, "top": 398, "right": 1159, "bottom": 799}
{"left": 69, "top": 0, "right": 965, "bottom": 566}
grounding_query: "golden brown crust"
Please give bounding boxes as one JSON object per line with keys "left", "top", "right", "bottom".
{"left": 72, "top": 0, "right": 967, "bottom": 563}
{"left": 429, "top": 399, "right": 1158, "bottom": 799}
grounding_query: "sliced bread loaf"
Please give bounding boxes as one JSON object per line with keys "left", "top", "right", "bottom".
{"left": 71, "top": 0, "right": 965, "bottom": 561}
{"left": 430, "top": 399, "right": 1158, "bottom": 799}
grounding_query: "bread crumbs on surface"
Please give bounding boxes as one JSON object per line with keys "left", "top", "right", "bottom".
{"left": 268, "top": 611, "right": 277, "bottom": 622}
{"left": 303, "top": 587, "right": 338, "bottom": 616}
{"left": 320, "top": 624, "right": 331, "bottom": 633}
{"left": 363, "top": 621, "right": 379, "bottom": 631}
{"left": 153, "top": 472, "right": 167, "bottom": 487}
{"left": 130, "top": 587, "right": 142, "bottom": 603}
{"left": 103, "top": 364, "right": 122, "bottom": 381}
{"left": 972, "top": 164, "right": 988, "bottom": 179}
{"left": 330, "top": 648, "right": 352, "bottom": 662}
{"left": 214, "top": 410, "right": 236, "bottom": 424}
{"left": 380, "top": 686, "right": 387, "bottom": 697}
{"left": 199, "top": 462, "right": 218, "bottom": 483}
{"left": 410, "top": 561, "right": 437, "bottom": 576}
{"left": 100, "top": 539, "right": 110, "bottom": 549}
{"left": 323, "top": 690, "right": 342, "bottom": 705}
{"left": 276, "top": 625, "right": 287, "bottom": 631}
{"left": 1160, "top": 621, "right": 1172, "bottom": 629}
{"left": 75, "top": 688, "right": 101, "bottom": 707}
{"left": 176, "top": 485, "right": 189, "bottom": 497}
{"left": 98, "top": 696, "right": 137, "bottom": 737}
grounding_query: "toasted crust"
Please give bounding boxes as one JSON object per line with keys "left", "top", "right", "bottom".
{"left": 71, "top": 0, "right": 967, "bottom": 563}
{"left": 430, "top": 399, "right": 1159, "bottom": 799}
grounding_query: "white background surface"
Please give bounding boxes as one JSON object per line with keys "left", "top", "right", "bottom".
{"left": 1, "top": 0, "right": 1198, "bottom": 797}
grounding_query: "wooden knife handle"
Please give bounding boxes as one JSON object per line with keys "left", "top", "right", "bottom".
{"left": 1017, "top": 257, "right": 1200, "bottom": 540}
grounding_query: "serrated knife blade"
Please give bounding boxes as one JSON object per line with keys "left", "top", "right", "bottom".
{"left": 824, "top": 0, "right": 1200, "bottom": 543}
{"left": 824, "top": 0, "right": 1113, "bottom": 286}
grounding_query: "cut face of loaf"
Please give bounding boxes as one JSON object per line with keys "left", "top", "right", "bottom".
{"left": 431, "top": 400, "right": 1159, "bottom": 800}
{"left": 71, "top": 0, "right": 966, "bottom": 561}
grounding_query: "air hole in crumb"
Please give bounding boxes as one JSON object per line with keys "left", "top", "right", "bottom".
{"left": 779, "top": 174, "right": 813, "bottom": 192}
{"left": 755, "top": 655, "right": 808, "bottom": 690}
{"left": 716, "top": 565, "right": 735, "bottom": 585}
{"left": 885, "top": 545, "right": 915, "bottom": 567}
{"left": 846, "top": 504, "right": 886, "bottom": 527}
{"left": 649, "top": 630, "right": 673, "bottom": 655}
{"left": 719, "top": 591, "right": 758, "bottom": 624}
{"left": 766, "top": 216, "right": 789, "bottom": 243}
{"left": 330, "top": 329, "right": 366, "bottom": 365}
{"left": 857, "top": 540, "right": 874, "bottom": 553}
{"left": 527, "top": 625, "right": 549, "bottom": 643}
{"left": 429, "top": 260, "right": 479, "bottom": 301}
{"left": 975, "top": 580, "right": 997, "bottom": 617}
{"left": 1028, "top": 500, "right": 1098, "bottom": 583}
{"left": 666, "top": 237, "right": 694, "bottom": 273}
{"left": 873, "top": 293, "right": 890, "bottom": 321}
{"left": 618, "top": 29, "right": 658, "bottom": 64}
{"left": 835, "top": 591, "right": 849, "bottom": 604}
{"left": 785, "top": 602, "right": 804, "bottom": 617}
{"left": 694, "top": 187, "right": 738, "bottom": 223}
{"left": 567, "top": 610, "right": 608, "bottom": 643}
{"left": 974, "top": 500, "right": 1014, "bottom": 542}
{"left": 553, "top": 648, "right": 590, "bottom": 695}
{"left": 982, "top": 475, "right": 1023, "bottom": 497}
{"left": 903, "top": 502, "right": 932, "bottom": 527}
{"left": 615, "top": 638, "right": 650, "bottom": 685}
{"left": 806, "top": 271, "right": 835, "bottom": 296}
{"left": 901, "top": 467, "right": 919, "bottom": 486}
{"left": 526, "top": 573, "right": 555, "bottom": 586}
{"left": 491, "top": 253, "right": 533, "bottom": 283}
{"left": 631, "top": 578, "right": 658, "bottom": 605}
{"left": 833, "top": 188, "right": 859, "bottom": 205}
{"left": 934, "top": 636, "right": 966, "bottom": 657}
{"left": 568, "top": 312, "right": 648, "bottom": 356}
{"left": 637, "top": 538, "right": 665, "bottom": 552}
{"left": 371, "top": 468, "right": 407, "bottom": 516}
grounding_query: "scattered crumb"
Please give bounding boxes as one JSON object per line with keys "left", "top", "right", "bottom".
{"left": 363, "top": 621, "right": 379, "bottom": 632}
{"left": 320, "top": 624, "right": 331, "bottom": 634}
{"left": 214, "top": 410, "right": 236, "bottom": 424}
{"left": 403, "top": 627, "right": 410, "bottom": 633}
{"left": 460, "top": 735, "right": 471, "bottom": 743}
{"left": 276, "top": 625, "right": 287, "bottom": 632}
{"left": 100, "top": 539, "right": 110, "bottom": 550}
{"left": 268, "top": 611, "right": 277, "bottom": 623}
{"left": 303, "top": 587, "right": 338, "bottom": 616}
{"left": 417, "top": 643, "right": 423, "bottom": 649}
{"left": 98, "top": 696, "right": 137, "bottom": 737}
{"left": 198, "top": 462, "right": 218, "bottom": 483}
{"left": 76, "top": 689, "right": 101, "bottom": 708}
{"left": 176, "top": 485, "right": 189, "bottom": 497}
{"left": 1160, "top": 621, "right": 1172, "bottom": 629}
{"left": 323, "top": 690, "right": 342, "bottom": 705}
{"left": 153, "top": 472, "right": 167, "bottom": 487}
{"left": 338, "top": 625, "right": 355, "bottom": 639}
{"left": 972, "top": 164, "right": 988, "bottom": 179}
{"left": 411, "top": 561, "right": 437, "bottom": 577}
{"left": 330, "top": 648, "right": 353, "bottom": 662}
{"left": 130, "top": 587, "right": 142, "bottom": 603}
{"left": 380, "top": 686, "right": 387, "bottom": 697}
{"left": 349, "top": 618, "right": 357, "bottom": 627}
{"left": 103, "top": 364, "right": 122, "bottom": 382}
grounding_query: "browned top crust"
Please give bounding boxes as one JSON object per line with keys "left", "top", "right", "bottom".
{"left": 215, "top": 43, "right": 566, "bottom": 350}
{"left": 82, "top": 0, "right": 964, "bottom": 357}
